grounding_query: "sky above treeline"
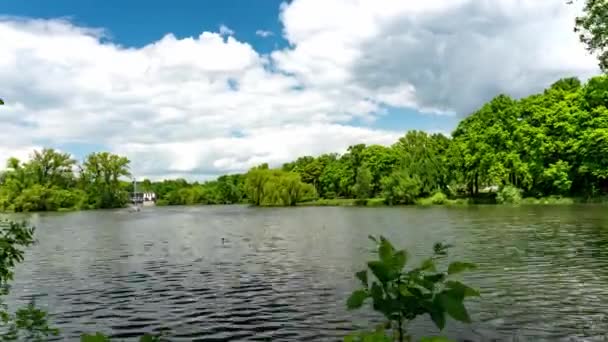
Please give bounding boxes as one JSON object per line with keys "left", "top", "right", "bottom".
{"left": 0, "top": 0, "right": 600, "bottom": 180}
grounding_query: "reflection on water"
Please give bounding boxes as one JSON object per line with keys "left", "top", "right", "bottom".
{"left": 6, "top": 205, "right": 608, "bottom": 341}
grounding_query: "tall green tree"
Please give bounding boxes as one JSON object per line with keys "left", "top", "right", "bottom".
{"left": 574, "top": 0, "right": 608, "bottom": 72}
{"left": 80, "top": 152, "right": 131, "bottom": 208}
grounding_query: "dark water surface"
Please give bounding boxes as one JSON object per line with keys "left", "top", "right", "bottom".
{"left": 6, "top": 205, "right": 608, "bottom": 341}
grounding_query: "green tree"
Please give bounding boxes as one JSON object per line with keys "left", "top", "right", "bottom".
{"left": 353, "top": 165, "right": 372, "bottom": 200}
{"left": 574, "top": 0, "right": 608, "bottom": 72}
{"left": 26, "top": 148, "right": 76, "bottom": 187}
{"left": 244, "top": 167, "right": 271, "bottom": 206}
{"left": 381, "top": 171, "right": 421, "bottom": 205}
{"left": 80, "top": 152, "right": 131, "bottom": 208}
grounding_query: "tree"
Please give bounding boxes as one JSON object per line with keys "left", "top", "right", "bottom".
{"left": 393, "top": 131, "right": 451, "bottom": 196}
{"left": 574, "top": 0, "right": 608, "bottom": 72}
{"left": 353, "top": 165, "right": 372, "bottom": 199}
{"left": 26, "top": 148, "right": 76, "bottom": 187}
{"left": 244, "top": 167, "right": 271, "bottom": 206}
{"left": 381, "top": 171, "right": 421, "bottom": 205}
{"left": 80, "top": 152, "right": 131, "bottom": 208}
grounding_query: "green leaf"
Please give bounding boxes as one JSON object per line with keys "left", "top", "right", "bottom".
{"left": 447, "top": 262, "right": 477, "bottom": 275}
{"left": 0, "top": 98, "right": 4, "bottom": 105}
{"left": 419, "top": 336, "right": 455, "bottom": 342}
{"left": 367, "top": 261, "right": 395, "bottom": 282}
{"left": 347, "top": 290, "right": 369, "bottom": 310}
{"left": 398, "top": 284, "right": 412, "bottom": 297}
{"left": 378, "top": 236, "right": 395, "bottom": 263}
{"left": 81, "top": 333, "right": 111, "bottom": 342}
{"left": 438, "top": 293, "right": 472, "bottom": 323}
{"left": 368, "top": 235, "right": 378, "bottom": 243}
{"left": 419, "top": 258, "right": 436, "bottom": 272}
{"left": 370, "top": 283, "right": 383, "bottom": 301}
{"left": 424, "top": 273, "right": 445, "bottom": 283}
{"left": 355, "top": 270, "right": 368, "bottom": 287}
{"left": 391, "top": 250, "right": 407, "bottom": 271}
{"left": 433, "top": 242, "right": 451, "bottom": 255}
{"left": 445, "top": 281, "right": 480, "bottom": 298}
{"left": 429, "top": 308, "right": 446, "bottom": 330}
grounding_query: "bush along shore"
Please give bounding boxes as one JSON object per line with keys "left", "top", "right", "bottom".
{"left": 5, "top": 76, "right": 608, "bottom": 211}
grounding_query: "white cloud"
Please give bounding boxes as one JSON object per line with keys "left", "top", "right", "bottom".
{"left": 219, "top": 24, "right": 234, "bottom": 36}
{"left": 0, "top": 17, "right": 395, "bottom": 178}
{"left": 274, "top": 0, "right": 599, "bottom": 114}
{"left": 255, "top": 29, "right": 274, "bottom": 38}
{"left": 0, "top": 0, "right": 600, "bottom": 179}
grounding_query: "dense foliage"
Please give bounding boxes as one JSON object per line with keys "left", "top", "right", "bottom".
{"left": 345, "top": 236, "right": 478, "bottom": 342}
{"left": 236, "top": 75, "right": 608, "bottom": 205}
{"left": 0, "top": 150, "right": 130, "bottom": 212}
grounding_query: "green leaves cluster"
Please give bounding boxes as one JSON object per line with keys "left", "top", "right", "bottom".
{"left": 150, "top": 174, "right": 245, "bottom": 206}
{"left": 0, "top": 149, "right": 130, "bottom": 212}
{"left": 346, "top": 236, "right": 479, "bottom": 342}
{"left": 244, "top": 166, "right": 316, "bottom": 206}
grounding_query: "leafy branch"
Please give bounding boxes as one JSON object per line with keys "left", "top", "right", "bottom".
{"left": 345, "top": 236, "right": 479, "bottom": 342}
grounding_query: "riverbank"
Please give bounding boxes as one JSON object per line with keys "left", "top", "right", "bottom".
{"left": 4, "top": 194, "right": 608, "bottom": 213}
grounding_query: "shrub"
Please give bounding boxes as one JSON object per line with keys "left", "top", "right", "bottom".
{"left": 496, "top": 185, "right": 522, "bottom": 204}
{"left": 381, "top": 172, "right": 421, "bottom": 205}
{"left": 366, "top": 198, "right": 386, "bottom": 207}
{"left": 345, "top": 236, "right": 479, "bottom": 341}
{"left": 418, "top": 192, "right": 448, "bottom": 205}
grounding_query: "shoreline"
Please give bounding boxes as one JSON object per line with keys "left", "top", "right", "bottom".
{"left": 4, "top": 196, "right": 608, "bottom": 213}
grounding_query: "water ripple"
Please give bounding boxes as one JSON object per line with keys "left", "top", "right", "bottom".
{"left": 7, "top": 205, "right": 608, "bottom": 341}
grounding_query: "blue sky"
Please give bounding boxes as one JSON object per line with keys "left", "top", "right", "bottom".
{"left": 0, "top": 0, "right": 597, "bottom": 179}
{"left": 2, "top": 0, "right": 288, "bottom": 52}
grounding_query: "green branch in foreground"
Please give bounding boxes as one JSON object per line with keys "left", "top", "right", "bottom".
{"left": 345, "top": 236, "right": 479, "bottom": 342}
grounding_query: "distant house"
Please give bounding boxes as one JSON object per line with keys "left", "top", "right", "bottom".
{"left": 130, "top": 192, "right": 156, "bottom": 204}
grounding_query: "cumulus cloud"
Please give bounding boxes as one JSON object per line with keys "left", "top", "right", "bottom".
{"left": 0, "top": 17, "right": 395, "bottom": 179}
{"left": 274, "top": 0, "right": 599, "bottom": 114}
{"left": 255, "top": 30, "right": 274, "bottom": 38}
{"left": 0, "top": 0, "right": 600, "bottom": 179}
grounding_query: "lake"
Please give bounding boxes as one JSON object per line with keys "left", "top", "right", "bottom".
{"left": 6, "top": 205, "right": 608, "bottom": 341}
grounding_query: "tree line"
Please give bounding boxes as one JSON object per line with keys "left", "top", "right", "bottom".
{"left": 3, "top": 75, "right": 608, "bottom": 211}
{"left": 143, "top": 75, "right": 608, "bottom": 207}
{"left": 0, "top": 151, "right": 130, "bottom": 211}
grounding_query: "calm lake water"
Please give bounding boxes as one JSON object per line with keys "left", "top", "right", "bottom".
{"left": 6, "top": 205, "right": 608, "bottom": 341}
